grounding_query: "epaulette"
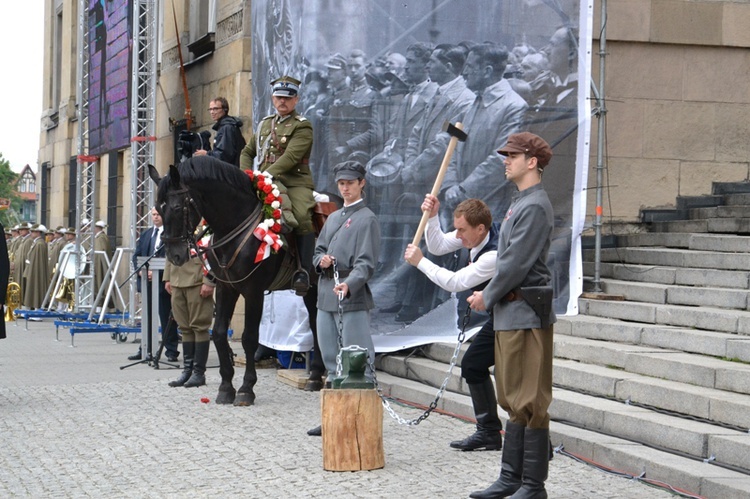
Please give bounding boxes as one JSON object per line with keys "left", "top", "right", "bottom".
{"left": 262, "top": 114, "right": 275, "bottom": 120}
{"left": 295, "top": 115, "right": 307, "bottom": 122}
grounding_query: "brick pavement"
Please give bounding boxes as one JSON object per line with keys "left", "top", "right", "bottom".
{"left": 0, "top": 319, "right": 675, "bottom": 498}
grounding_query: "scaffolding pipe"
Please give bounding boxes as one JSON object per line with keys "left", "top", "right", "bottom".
{"left": 592, "top": 0, "right": 607, "bottom": 293}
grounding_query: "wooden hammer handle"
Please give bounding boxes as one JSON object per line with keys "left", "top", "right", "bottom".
{"left": 411, "top": 122, "right": 464, "bottom": 247}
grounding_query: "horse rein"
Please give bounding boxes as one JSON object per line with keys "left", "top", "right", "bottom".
{"left": 162, "top": 185, "right": 267, "bottom": 285}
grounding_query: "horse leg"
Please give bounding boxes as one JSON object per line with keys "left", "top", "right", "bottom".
{"left": 213, "top": 284, "right": 239, "bottom": 405}
{"left": 303, "top": 283, "right": 325, "bottom": 391}
{"left": 234, "top": 293, "right": 264, "bottom": 406}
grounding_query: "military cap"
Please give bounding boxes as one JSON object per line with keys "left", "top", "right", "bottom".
{"left": 19, "top": 222, "right": 32, "bottom": 230}
{"left": 67, "top": 227, "right": 76, "bottom": 233}
{"left": 30, "top": 223, "right": 48, "bottom": 233}
{"left": 325, "top": 53, "right": 348, "bottom": 71}
{"left": 271, "top": 76, "right": 301, "bottom": 97}
{"left": 54, "top": 225, "right": 65, "bottom": 233}
{"left": 497, "top": 132, "right": 553, "bottom": 168}
{"left": 333, "top": 161, "right": 366, "bottom": 182}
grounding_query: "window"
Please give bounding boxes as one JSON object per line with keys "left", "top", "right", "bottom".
{"left": 187, "top": 0, "right": 216, "bottom": 60}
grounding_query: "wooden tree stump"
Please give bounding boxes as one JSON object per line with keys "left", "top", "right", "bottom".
{"left": 321, "top": 388, "right": 385, "bottom": 471}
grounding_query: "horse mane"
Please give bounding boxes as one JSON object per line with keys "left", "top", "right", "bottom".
{"left": 157, "top": 156, "right": 253, "bottom": 206}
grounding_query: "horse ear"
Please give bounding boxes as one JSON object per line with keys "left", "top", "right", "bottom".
{"left": 147, "top": 164, "right": 161, "bottom": 185}
{"left": 169, "top": 164, "right": 181, "bottom": 185}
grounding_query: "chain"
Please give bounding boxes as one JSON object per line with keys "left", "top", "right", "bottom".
{"left": 330, "top": 256, "right": 472, "bottom": 425}
{"left": 370, "top": 305, "right": 470, "bottom": 425}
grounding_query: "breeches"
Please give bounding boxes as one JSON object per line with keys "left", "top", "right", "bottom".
{"left": 170, "top": 285, "right": 213, "bottom": 342}
{"left": 494, "top": 326, "right": 553, "bottom": 429}
{"left": 460, "top": 320, "right": 496, "bottom": 385}
{"left": 316, "top": 309, "right": 374, "bottom": 375}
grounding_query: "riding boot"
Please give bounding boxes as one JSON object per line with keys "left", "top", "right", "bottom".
{"left": 168, "top": 341, "right": 194, "bottom": 387}
{"left": 508, "top": 428, "right": 549, "bottom": 499}
{"left": 184, "top": 341, "right": 210, "bottom": 388}
{"left": 450, "top": 378, "right": 503, "bottom": 451}
{"left": 292, "top": 233, "right": 315, "bottom": 296}
{"left": 469, "top": 421, "right": 524, "bottom": 499}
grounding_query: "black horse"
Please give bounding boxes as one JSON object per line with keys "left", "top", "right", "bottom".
{"left": 148, "top": 156, "right": 323, "bottom": 405}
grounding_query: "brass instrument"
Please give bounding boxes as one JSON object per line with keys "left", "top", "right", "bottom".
{"left": 5, "top": 280, "right": 21, "bottom": 322}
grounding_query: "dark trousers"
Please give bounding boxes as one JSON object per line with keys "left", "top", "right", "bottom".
{"left": 461, "top": 319, "right": 496, "bottom": 385}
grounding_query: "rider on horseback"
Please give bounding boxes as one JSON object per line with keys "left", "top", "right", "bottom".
{"left": 240, "top": 76, "right": 316, "bottom": 295}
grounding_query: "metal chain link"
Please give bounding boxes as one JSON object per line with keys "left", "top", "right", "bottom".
{"left": 331, "top": 287, "right": 472, "bottom": 426}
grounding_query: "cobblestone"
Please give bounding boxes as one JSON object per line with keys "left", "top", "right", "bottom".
{"left": 0, "top": 320, "right": 675, "bottom": 498}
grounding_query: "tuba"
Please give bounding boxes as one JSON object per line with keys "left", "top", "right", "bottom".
{"left": 5, "top": 280, "right": 21, "bottom": 322}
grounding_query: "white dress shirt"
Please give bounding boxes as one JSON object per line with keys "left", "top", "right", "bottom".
{"left": 416, "top": 215, "right": 496, "bottom": 292}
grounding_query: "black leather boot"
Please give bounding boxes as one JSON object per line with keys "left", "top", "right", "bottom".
{"left": 469, "top": 421, "right": 524, "bottom": 499}
{"left": 450, "top": 379, "right": 503, "bottom": 451}
{"left": 508, "top": 428, "right": 549, "bottom": 499}
{"left": 292, "top": 233, "right": 315, "bottom": 296}
{"left": 169, "top": 341, "right": 194, "bottom": 387}
{"left": 184, "top": 341, "right": 210, "bottom": 388}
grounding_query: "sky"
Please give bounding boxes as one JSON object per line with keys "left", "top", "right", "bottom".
{"left": 0, "top": 3, "right": 44, "bottom": 173}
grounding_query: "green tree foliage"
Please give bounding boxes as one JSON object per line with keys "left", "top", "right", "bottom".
{"left": 0, "top": 153, "right": 21, "bottom": 226}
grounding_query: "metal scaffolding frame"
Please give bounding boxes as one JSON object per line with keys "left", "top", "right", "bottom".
{"left": 73, "top": 0, "right": 159, "bottom": 320}
{"left": 129, "top": 0, "right": 159, "bottom": 321}
{"left": 74, "top": 0, "right": 97, "bottom": 314}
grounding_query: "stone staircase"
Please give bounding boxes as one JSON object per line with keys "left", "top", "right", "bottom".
{"left": 374, "top": 183, "right": 750, "bottom": 498}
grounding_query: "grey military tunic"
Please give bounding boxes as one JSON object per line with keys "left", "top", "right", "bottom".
{"left": 313, "top": 201, "right": 380, "bottom": 313}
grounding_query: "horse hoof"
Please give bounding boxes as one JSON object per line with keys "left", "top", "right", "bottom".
{"left": 215, "top": 390, "right": 236, "bottom": 405}
{"left": 233, "top": 391, "right": 256, "bottom": 406}
{"left": 304, "top": 379, "right": 323, "bottom": 392}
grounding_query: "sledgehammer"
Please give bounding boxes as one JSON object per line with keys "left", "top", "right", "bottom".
{"left": 411, "top": 121, "right": 467, "bottom": 246}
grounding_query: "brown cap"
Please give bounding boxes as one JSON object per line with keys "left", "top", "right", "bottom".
{"left": 497, "top": 132, "right": 552, "bottom": 168}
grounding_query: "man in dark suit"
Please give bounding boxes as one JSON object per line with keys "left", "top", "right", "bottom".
{"left": 128, "top": 207, "right": 180, "bottom": 361}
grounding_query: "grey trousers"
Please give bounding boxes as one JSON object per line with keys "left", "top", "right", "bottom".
{"left": 316, "top": 309, "right": 375, "bottom": 375}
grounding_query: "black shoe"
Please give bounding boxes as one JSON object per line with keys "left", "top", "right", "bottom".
{"left": 307, "top": 425, "right": 322, "bottom": 436}
{"left": 128, "top": 352, "right": 141, "bottom": 361}
{"left": 379, "top": 302, "right": 403, "bottom": 313}
{"left": 166, "top": 355, "right": 179, "bottom": 362}
{"left": 292, "top": 269, "right": 310, "bottom": 296}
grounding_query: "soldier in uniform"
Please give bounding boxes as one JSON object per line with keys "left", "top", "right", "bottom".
{"left": 23, "top": 224, "right": 50, "bottom": 310}
{"left": 93, "top": 220, "right": 113, "bottom": 310}
{"left": 240, "top": 75, "right": 316, "bottom": 294}
{"left": 47, "top": 226, "right": 66, "bottom": 277}
{"left": 13, "top": 223, "right": 33, "bottom": 303}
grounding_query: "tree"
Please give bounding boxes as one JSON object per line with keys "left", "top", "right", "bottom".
{"left": 0, "top": 153, "right": 21, "bottom": 226}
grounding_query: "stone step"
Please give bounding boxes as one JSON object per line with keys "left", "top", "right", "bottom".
{"left": 584, "top": 261, "right": 750, "bottom": 289}
{"left": 420, "top": 339, "right": 750, "bottom": 429}
{"left": 375, "top": 367, "right": 750, "bottom": 481}
{"left": 590, "top": 247, "right": 750, "bottom": 271}
{"left": 554, "top": 358, "right": 750, "bottom": 430}
{"left": 580, "top": 296, "right": 750, "bottom": 335}
{"left": 688, "top": 233, "right": 750, "bottom": 253}
{"left": 557, "top": 314, "right": 750, "bottom": 363}
{"left": 599, "top": 278, "right": 750, "bottom": 310}
{"left": 652, "top": 218, "right": 750, "bottom": 234}
{"left": 553, "top": 334, "right": 750, "bottom": 396}
{"left": 691, "top": 205, "right": 750, "bottom": 220}
{"left": 725, "top": 192, "right": 750, "bottom": 206}
{"left": 614, "top": 232, "right": 691, "bottom": 248}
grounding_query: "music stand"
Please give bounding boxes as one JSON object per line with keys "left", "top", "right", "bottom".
{"left": 120, "top": 257, "right": 179, "bottom": 370}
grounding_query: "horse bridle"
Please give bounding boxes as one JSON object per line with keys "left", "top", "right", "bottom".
{"left": 162, "top": 184, "right": 265, "bottom": 284}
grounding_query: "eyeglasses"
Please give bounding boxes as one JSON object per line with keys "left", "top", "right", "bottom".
{"left": 208, "top": 107, "right": 223, "bottom": 111}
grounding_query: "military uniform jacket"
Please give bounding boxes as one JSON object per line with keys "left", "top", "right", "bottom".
{"left": 23, "top": 236, "right": 49, "bottom": 309}
{"left": 482, "top": 184, "right": 556, "bottom": 331}
{"left": 163, "top": 257, "right": 212, "bottom": 289}
{"left": 239, "top": 110, "right": 314, "bottom": 189}
{"left": 313, "top": 201, "right": 380, "bottom": 313}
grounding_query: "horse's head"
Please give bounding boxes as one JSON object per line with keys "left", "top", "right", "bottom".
{"left": 148, "top": 163, "right": 202, "bottom": 266}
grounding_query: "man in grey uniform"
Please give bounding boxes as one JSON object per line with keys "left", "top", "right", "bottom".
{"left": 468, "top": 132, "right": 556, "bottom": 499}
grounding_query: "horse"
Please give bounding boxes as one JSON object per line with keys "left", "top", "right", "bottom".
{"left": 148, "top": 156, "right": 323, "bottom": 406}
